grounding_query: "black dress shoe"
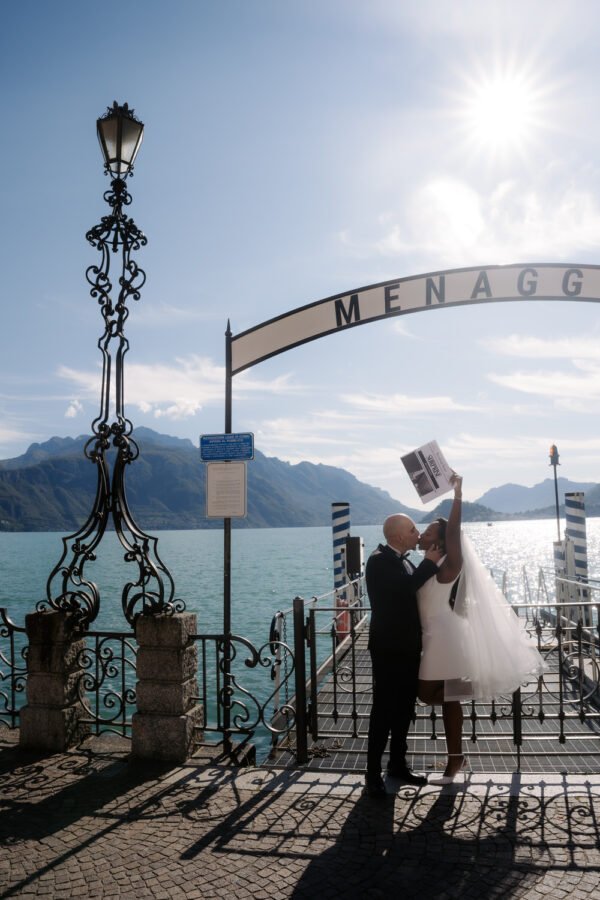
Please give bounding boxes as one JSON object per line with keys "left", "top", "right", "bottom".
{"left": 386, "top": 766, "right": 427, "bottom": 786}
{"left": 364, "top": 773, "right": 387, "bottom": 798}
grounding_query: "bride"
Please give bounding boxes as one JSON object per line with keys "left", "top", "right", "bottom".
{"left": 417, "top": 473, "right": 546, "bottom": 784}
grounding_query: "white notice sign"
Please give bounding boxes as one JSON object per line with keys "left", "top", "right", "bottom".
{"left": 206, "top": 461, "right": 247, "bottom": 518}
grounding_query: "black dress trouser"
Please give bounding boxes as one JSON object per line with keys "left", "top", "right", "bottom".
{"left": 366, "top": 648, "right": 421, "bottom": 776}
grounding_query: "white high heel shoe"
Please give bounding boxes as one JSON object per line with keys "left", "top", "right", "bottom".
{"left": 429, "top": 754, "right": 470, "bottom": 785}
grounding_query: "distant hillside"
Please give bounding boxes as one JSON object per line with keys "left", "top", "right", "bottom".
{"left": 422, "top": 493, "right": 600, "bottom": 524}
{"left": 475, "top": 477, "right": 598, "bottom": 514}
{"left": 420, "top": 499, "right": 512, "bottom": 524}
{"left": 0, "top": 427, "right": 421, "bottom": 532}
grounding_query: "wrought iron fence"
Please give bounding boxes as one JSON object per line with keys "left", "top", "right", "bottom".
{"left": 264, "top": 577, "right": 368, "bottom": 761}
{"left": 190, "top": 632, "right": 296, "bottom": 757}
{"left": 75, "top": 630, "right": 138, "bottom": 737}
{"left": 0, "top": 609, "right": 27, "bottom": 732}
{"left": 5, "top": 564, "right": 599, "bottom": 769}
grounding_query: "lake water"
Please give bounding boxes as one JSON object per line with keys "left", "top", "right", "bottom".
{"left": 2, "top": 518, "right": 598, "bottom": 758}
{"left": 3, "top": 518, "right": 599, "bottom": 634}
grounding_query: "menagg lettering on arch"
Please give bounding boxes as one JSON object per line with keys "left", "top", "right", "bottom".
{"left": 230, "top": 263, "right": 600, "bottom": 375}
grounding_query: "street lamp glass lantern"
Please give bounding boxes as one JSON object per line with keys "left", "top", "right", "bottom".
{"left": 97, "top": 101, "right": 144, "bottom": 176}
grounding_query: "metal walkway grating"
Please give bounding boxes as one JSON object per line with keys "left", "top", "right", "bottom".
{"left": 271, "top": 628, "right": 600, "bottom": 774}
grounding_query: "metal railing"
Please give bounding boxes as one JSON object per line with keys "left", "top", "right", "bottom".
{"left": 76, "top": 630, "right": 138, "bottom": 737}
{"left": 4, "top": 564, "right": 599, "bottom": 769}
{"left": 2, "top": 581, "right": 366, "bottom": 756}
{"left": 291, "top": 567, "right": 600, "bottom": 769}
{"left": 190, "top": 631, "right": 296, "bottom": 756}
{"left": 0, "top": 609, "right": 27, "bottom": 732}
{"left": 265, "top": 576, "right": 368, "bottom": 763}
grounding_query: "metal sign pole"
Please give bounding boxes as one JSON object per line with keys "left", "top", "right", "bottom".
{"left": 223, "top": 322, "right": 233, "bottom": 754}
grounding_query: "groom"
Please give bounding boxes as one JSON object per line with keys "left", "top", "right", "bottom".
{"left": 365, "top": 513, "right": 441, "bottom": 797}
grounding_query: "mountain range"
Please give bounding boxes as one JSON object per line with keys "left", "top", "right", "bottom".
{"left": 0, "top": 428, "right": 598, "bottom": 531}
{"left": 0, "top": 428, "right": 420, "bottom": 531}
{"left": 476, "top": 477, "right": 598, "bottom": 514}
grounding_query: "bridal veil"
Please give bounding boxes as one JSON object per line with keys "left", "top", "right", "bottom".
{"left": 444, "top": 532, "right": 546, "bottom": 702}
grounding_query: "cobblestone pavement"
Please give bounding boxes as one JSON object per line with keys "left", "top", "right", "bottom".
{"left": 1, "top": 744, "right": 600, "bottom": 899}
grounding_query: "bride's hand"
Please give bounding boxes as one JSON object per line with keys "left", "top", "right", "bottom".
{"left": 425, "top": 543, "right": 444, "bottom": 564}
{"left": 450, "top": 472, "right": 463, "bottom": 497}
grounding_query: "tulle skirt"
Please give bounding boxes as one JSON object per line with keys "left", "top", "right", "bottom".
{"left": 441, "top": 534, "right": 546, "bottom": 702}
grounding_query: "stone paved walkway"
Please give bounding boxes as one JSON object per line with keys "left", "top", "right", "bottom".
{"left": 1, "top": 743, "right": 600, "bottom": 899}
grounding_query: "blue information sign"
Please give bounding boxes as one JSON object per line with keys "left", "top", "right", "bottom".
{"left": 200, "top": 432, "right": 254, "bottom": 461}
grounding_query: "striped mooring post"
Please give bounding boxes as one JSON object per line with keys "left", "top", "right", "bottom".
{"left": 331, "top": 502, "right": 351, "bottom": 641}
{"left": 554, "top": 492, "right": 591, "bottom": 626}
{"left": 565, "top": 492, "right": 589, "bottom": 581}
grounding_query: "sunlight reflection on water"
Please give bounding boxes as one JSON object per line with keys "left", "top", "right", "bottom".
{"left": 1, "top": 518, "right": 599, "bottom": 637}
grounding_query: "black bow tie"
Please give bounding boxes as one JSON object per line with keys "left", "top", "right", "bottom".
{"left": 400, "top": 552, "right": 410, "bottom": 560}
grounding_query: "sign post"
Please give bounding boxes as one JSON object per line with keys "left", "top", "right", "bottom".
{"left": 200, "top": 348, "right": 255, "bottom": 753}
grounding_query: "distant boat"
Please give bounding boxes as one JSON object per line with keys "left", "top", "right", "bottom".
{"left": 487, "top": 522, "right": 493, "bottom": 526}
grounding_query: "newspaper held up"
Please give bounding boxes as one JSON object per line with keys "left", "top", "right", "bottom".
{"left": 401, "top": 440, "right": 454, "bottom": 504}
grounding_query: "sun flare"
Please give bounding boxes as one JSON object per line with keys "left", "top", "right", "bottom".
{"left": 457, "top": 63, "right": 548, "bottom": 160}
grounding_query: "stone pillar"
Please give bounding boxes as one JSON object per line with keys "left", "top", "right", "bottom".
{"left": 19, "top": 611, "right": 89, "bottom": 751}
{"left": 132, "top": 613, "right": 203, "bottom": 762}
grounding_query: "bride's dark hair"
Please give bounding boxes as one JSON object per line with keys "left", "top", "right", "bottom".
{"left": 435, "top": 516, "right": 448, "bottom": 551}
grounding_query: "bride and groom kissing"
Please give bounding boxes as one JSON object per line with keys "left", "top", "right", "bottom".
{"left": 365, "top": 474, "right": 545, "bottom": 798}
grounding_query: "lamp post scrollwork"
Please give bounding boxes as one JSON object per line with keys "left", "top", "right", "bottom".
{"left": 39, "top": 102, "right": 184, "bottom": 629}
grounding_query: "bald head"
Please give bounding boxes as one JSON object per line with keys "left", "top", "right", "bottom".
{"left": 383, "top": 513, "right": 419, "bottom": 553}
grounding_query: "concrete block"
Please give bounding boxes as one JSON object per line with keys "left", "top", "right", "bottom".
{"left": 25, "top": 610, "right": 81, "bottom": 646}
{"left": 19, "top": 703, "right": 89, "bottom": 751}
{"left": 131, "top": 704, "right": 203, "bottom": 762}
{"left": 135, "top": 613, "right": 197, "bottom": 649}
{"left": 27, "top": 671, "right": 83, "bottom": 707}
{"left": 26, "top": 638, "right": 86, "bottom": 675}
{"left": 135, "top": 677, "right": 198, "bottom": 716}
{"left": 136, "top": 644, "right": 198, "bottom": 682}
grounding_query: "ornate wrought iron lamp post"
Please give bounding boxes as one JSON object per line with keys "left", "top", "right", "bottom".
{"left": 41, "top": 102, "right": 183, "bottom": 629}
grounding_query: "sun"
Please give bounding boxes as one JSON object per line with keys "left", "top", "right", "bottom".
{"left": 457, "top": 63, "right": 548, "bottom": 161}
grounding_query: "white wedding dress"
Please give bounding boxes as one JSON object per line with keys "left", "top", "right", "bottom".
{"left": 418, "top": 533, "right": 546, "bottom": 701}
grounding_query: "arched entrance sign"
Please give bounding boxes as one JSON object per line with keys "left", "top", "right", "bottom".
{"left": 219, "top": 262, "right": 600, "bottom": 753}
{"left": 229, "top": 263, "right": 600, "bottom": 376}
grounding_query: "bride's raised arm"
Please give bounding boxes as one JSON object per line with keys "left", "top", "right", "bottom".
{"left": 443, "top": 474, "right": 463, "bottom": 579}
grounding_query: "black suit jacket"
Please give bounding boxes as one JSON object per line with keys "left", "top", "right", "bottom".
{"left": 366, "top": 544, "right": 437, "bottom": 655}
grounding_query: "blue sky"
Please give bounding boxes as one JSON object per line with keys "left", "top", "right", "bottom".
{"left": 3, "top": 0, "right": 600, "bottom": 506}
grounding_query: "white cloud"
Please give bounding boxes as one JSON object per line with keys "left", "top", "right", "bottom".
{"left": 483, "top": 334, "right": 600, "bottom": 359}
{"left": 391, "top": 319, "right": 419, "bottom": 338}
{"left": 234, "top": 370, "right": 304, "bottom": 395}
{"left": 135, "top": 302, "right": 218, "bottom": 326}
{"left": 65, "top": 399, "right": 83, "bottom": 418}
{"left": 445, "top": 433, "right": 550, "bottom": 460}
{"left": 57, "top": 355, "right": 303, "bottom": 421}
{"left": 153, "top": 401, "right": 202, "bottom": 420}
{"left": 341, "top": 176, "right": 600, "bottom": 269}
{"left": 488, "top": 365, "right": 600, "bottom": 400}
{"left": 0, "top": 426, "right": 34, "bottom": 444}
{"left": 341, "top": 391, "right": 479, "bottom": 415}
{"left": 256, "top": 411, "right": 373, "bottom": 454}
